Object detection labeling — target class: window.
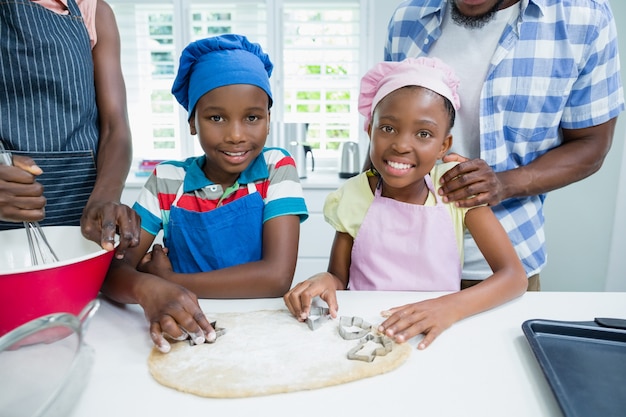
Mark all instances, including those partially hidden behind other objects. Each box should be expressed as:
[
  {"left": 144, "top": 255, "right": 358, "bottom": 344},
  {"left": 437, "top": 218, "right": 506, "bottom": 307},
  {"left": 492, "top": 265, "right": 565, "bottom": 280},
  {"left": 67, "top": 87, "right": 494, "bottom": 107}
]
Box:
[
  {"left": 109, "top": 0, "right": 372, "bottom": 171},
  {"left": 281, "top": 3, "right": 362, "bottom": 161}
]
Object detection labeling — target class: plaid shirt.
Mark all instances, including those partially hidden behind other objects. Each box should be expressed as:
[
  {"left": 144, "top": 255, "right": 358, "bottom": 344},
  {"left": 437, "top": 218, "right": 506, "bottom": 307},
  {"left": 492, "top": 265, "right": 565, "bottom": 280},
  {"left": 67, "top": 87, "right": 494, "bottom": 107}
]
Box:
[{"left": 386, "top": 0, "right": 624, "bottom": 276}]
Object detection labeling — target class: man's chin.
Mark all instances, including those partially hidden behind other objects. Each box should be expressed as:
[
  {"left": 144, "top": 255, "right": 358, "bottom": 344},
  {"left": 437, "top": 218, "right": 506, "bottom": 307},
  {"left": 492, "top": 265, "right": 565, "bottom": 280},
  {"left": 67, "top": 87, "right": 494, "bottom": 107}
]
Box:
[{"left": 450, "top": 0, "right": 506, "bottom": 29}]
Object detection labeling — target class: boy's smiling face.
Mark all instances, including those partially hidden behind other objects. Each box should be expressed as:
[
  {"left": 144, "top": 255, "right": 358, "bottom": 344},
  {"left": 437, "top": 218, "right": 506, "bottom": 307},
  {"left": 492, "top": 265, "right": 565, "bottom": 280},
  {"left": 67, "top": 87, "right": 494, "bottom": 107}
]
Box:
[
  {"left": 189, "top": 84, "right": 270, "bottom": 186},
  {"left": 369, "top": 86, "right": 452, "bottom": 199}
]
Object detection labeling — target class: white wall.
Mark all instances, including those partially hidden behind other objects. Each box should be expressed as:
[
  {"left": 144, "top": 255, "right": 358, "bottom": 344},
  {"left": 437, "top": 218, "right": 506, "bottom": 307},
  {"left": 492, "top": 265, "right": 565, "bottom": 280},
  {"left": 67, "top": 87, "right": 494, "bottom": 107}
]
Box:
[
  {"left": 606, "top": 124, "right": 626, "bottom": 291},
  {"left": 542, "top": 0, "right": 626, "bottom": 291},
  {"left": 373, "top": 0, "right": 626, "bottom": 291}
]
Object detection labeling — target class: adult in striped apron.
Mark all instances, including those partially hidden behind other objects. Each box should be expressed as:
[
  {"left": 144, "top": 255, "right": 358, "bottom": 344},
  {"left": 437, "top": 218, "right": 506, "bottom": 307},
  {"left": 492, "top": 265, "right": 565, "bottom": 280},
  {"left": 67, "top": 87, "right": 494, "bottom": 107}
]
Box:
[{"left": 0, "top": 0, "right": 140, "bottom": 254}]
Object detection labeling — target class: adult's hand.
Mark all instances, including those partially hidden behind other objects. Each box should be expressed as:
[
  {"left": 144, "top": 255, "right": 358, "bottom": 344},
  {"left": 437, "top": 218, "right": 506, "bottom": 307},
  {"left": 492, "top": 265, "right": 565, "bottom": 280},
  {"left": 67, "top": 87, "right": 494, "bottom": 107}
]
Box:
[
  {"left": 438, "top": 153, "right": 506, "bottom": 208},
  {"left": 0, "top": 155, "right": 46, "bottom": 222},
  {"left": 80, "top": 199, "right": 141, "bottom": 259}
]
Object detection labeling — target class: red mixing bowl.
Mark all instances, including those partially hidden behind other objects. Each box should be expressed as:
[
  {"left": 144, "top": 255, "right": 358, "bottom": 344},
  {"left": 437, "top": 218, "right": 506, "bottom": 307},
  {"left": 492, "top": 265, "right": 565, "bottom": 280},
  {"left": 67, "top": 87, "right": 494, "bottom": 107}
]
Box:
[{"left": 0, "top": 226, "right": 114, "bottom": 336}]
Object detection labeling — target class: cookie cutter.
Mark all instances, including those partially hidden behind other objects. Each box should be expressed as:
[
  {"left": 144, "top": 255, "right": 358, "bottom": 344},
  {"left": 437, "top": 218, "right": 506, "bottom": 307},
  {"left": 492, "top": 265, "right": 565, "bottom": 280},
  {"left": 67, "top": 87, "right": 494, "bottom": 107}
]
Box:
[
  {"left": 338, "top": 316, "right": 373, "bottom": 340},
  {"left": 347, "top": 333, "right": 393, "bottom": 362},
  {"left": 188, "top": 321, "right": 226, "bottom": 346},
  {"left": 305, "top": 307, "right": 331, "bottom": 331},
  {"left": 210, "top": 321, "right": 227, "bottom": 338}
]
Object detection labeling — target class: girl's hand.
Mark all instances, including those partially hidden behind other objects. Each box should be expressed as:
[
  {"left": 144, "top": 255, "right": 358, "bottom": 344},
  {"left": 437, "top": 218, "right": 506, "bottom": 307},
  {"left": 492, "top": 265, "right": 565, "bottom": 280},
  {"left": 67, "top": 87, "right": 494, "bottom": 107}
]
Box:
[
  {"left": 283, "top": 272, "right": 339, "bottom": 321},
  {"left": 378, "top": 296, "right": 460, "bottom": 350}
]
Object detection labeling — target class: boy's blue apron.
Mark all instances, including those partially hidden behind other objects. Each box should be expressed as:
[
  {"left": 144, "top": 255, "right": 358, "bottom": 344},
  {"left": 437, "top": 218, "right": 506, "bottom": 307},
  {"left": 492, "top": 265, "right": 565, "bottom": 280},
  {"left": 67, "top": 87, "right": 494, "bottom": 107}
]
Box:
[
  {"left": 167, "top": 182, "right": 264, "bottom": 273},
  {"left": 0, "top": 0, "right": 99, "bottom": 230}
]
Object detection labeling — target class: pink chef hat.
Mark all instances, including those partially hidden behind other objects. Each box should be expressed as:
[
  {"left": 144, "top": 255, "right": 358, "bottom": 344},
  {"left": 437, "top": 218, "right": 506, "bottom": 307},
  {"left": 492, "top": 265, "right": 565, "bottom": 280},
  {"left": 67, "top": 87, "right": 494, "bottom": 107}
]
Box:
[{"left": 358, "top": 57, "right": 461, "bottom": 132}]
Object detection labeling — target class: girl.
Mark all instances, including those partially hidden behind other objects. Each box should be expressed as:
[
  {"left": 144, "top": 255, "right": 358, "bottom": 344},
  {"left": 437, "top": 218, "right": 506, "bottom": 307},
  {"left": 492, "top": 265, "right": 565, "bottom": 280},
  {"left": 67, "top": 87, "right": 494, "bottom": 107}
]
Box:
[{"left": 284, "top": 57, "right": 526, "bottom": 349}]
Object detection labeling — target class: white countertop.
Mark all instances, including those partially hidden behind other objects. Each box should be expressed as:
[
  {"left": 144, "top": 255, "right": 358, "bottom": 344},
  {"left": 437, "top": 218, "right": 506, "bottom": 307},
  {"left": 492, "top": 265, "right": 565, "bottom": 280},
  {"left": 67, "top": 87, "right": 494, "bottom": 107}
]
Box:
[
  {"left": 64, "top": 291, "right": 625, "bottom": 417},
  {"left": 297, "top": 169, "right": 346, "bottom": 189}
]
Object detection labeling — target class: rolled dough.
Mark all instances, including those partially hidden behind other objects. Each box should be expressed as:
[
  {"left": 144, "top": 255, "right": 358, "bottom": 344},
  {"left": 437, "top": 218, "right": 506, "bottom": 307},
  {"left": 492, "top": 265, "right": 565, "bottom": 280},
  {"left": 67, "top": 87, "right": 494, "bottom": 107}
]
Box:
[{"left": 148, "top": 309, "right": 412, "bottom": 398}]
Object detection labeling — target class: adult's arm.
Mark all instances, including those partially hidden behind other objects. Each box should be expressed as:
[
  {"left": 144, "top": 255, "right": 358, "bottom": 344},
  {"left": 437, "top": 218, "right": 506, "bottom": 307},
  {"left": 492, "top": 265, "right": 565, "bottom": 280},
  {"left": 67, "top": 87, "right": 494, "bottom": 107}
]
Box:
[
  {"left": 438, "top": 119, "right": 617, "bottom": 207},
  {"left": 82, "top": 0, "right": 140, "bottom": 256}
]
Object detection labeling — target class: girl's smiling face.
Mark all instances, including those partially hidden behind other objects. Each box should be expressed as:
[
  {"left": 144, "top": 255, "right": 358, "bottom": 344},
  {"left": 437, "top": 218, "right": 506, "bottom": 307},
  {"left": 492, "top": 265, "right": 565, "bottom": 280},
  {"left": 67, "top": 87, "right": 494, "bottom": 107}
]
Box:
[
  {"left": 189, "top": 84, "right": 270, "bottom": 187},
  {"left": 369, "top": 86, "right": 452, "bottom": 200}
]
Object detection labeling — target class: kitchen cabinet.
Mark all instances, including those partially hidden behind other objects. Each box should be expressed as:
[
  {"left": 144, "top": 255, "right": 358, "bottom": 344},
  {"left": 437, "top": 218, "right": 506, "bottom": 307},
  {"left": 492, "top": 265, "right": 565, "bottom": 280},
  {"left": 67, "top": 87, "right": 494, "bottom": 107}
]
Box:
[{"left": 293, "top": 188, "right": 336, "bottom": 286}]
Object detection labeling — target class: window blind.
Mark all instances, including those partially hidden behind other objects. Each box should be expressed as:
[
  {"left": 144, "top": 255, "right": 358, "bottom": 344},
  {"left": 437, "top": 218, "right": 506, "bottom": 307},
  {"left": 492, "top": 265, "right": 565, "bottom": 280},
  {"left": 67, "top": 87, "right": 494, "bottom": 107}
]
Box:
[{"left": 110, "top": 0, "right": 368, "bottom": 167}]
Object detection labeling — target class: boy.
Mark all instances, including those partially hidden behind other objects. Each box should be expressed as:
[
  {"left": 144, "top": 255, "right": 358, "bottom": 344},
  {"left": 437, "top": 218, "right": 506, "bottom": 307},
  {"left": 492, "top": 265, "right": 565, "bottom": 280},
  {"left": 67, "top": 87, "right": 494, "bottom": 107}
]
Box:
[{"left": 103, "top": 34, "right": 308, "bottom": 353}]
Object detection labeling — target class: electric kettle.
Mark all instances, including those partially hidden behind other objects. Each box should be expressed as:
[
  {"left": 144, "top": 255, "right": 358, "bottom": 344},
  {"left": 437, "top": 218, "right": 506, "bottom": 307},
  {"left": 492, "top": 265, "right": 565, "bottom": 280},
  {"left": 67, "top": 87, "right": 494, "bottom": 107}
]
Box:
[
  {"left": 338, "top": 141, "right": 360, "bottom": 178},
  {"left": 284, "top": 123, "right": 313, "bottom": 179}
]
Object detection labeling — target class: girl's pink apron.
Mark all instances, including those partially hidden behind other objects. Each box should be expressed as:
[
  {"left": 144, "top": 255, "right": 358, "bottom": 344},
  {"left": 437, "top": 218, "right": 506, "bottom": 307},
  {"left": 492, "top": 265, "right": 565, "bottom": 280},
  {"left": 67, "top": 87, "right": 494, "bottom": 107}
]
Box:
[{"left": 349, "top": 175, "right": 461, "bottom": 291}]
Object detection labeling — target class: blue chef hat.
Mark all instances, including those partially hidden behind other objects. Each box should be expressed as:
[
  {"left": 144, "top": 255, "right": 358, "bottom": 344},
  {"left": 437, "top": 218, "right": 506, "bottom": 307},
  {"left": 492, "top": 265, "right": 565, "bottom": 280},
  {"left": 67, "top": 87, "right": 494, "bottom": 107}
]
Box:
[{"left": 171, "top": 34, "right": 273, "bottom": 119}]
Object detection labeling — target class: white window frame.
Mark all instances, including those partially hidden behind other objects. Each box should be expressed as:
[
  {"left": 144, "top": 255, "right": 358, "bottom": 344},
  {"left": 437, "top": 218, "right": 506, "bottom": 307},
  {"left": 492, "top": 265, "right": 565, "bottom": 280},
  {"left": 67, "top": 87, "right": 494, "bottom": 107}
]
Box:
[{"left": 110, "top": 0, "right": 375, "bottom": 172}]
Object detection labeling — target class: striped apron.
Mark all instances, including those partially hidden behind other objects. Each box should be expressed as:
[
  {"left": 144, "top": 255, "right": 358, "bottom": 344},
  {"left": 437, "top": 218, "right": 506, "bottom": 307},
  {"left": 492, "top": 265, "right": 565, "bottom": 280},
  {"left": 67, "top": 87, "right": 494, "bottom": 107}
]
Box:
[{"left": 0, "top": 0, "right": 99, "bottom": 229}]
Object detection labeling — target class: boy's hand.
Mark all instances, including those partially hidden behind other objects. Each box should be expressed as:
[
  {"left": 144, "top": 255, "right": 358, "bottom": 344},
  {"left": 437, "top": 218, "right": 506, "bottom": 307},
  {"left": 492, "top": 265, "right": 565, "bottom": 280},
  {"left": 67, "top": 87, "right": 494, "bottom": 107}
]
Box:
[
  {"left": 138, "top": 278, "right": 215, "bottom": 353},
  {"left": 283, "top": 272, "right": 339, "bottom": 321},
  {"left": 377, "top": 296, "right": 459, "bottom": 350},
  {"left": 138, "top": 244, "right": 173, "bottom": 279}
]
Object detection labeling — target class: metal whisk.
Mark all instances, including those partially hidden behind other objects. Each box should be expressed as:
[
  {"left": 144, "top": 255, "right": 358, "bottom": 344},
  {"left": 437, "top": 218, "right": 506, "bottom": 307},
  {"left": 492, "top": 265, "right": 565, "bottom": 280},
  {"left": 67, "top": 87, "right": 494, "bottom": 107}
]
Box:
[{"left": 0, "top": 144, "right": 59, "bottom": 265}]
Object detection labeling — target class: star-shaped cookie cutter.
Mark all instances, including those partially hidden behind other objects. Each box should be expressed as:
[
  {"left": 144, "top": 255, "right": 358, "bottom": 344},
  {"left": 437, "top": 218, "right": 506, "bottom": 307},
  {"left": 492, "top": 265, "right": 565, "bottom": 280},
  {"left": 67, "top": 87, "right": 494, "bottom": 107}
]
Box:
[
  {"left": 346, "top": 333, "right": 393, "bottom": 362},
  {"left": 305, "top": 306, "right": 331, "bottom": 330},
  {"left": 338, "top": 316, "right": 373, "bottom": 340},
  {"left": 188, "top": 320, "right": 226, "bottom": 345}
]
